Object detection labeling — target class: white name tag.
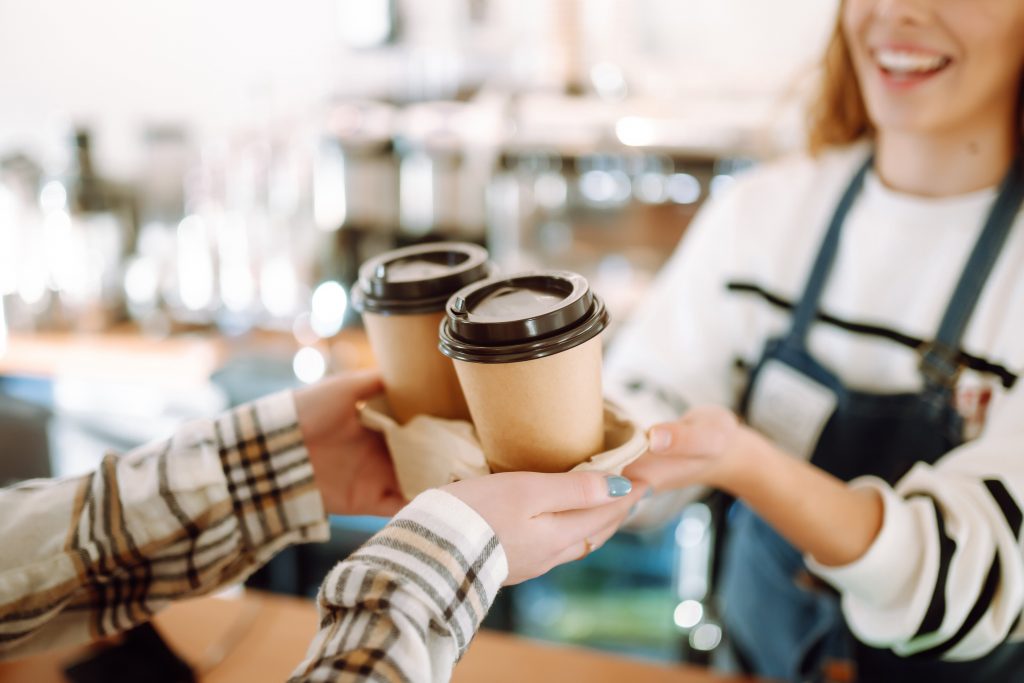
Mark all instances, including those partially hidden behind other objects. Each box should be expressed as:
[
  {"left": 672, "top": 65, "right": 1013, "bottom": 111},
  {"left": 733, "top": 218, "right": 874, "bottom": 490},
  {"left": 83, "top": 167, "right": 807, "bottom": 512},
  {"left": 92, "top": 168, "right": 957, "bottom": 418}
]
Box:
[{"left": 746, "top": 359, "right": 837, "bottom": 461}]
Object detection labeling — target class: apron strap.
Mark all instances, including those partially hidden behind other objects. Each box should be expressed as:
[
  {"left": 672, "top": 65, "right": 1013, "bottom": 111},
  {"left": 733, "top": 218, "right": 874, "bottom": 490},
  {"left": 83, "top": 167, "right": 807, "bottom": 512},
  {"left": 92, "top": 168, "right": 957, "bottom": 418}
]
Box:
[
  {"left": 784, "top": 149, "right": 1024, "bottom": 389},
  {"left": 921, "top": 154, "right": 1024, "bottom": 388},
  {"left": 785, "top": 154, "right": 874, "bottom": 348}
]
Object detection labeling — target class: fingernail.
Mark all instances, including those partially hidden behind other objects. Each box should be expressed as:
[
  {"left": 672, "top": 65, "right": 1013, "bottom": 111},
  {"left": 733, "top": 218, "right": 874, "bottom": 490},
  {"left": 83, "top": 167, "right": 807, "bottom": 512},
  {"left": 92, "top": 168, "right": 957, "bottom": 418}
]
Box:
[
  {"left": 605, "top": 475, "right": 632, "bottom": 497},
  {"left": 627, "top": 503, "right": 639, "bottom": 520},
  {"left": 642, "top": 488, "right": 654, "bottom": 501},
  {"left": 649, "top": 427, "right": 672, "bottom": 452}
]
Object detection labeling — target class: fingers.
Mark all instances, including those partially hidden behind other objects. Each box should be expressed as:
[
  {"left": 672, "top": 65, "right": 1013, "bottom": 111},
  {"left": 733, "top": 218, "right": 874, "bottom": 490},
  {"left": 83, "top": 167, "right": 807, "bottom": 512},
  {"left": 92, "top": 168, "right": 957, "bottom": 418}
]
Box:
[
  {"left": 544, "top": 482, "right": 645, "bottom": 561},
  {"left": 548, "top": 514, "right": 624, "bottom": 569},
  {"left": 295, "top": 370, "right": 384, "bottom": 423},
  {"left": 588, "top": 517, "right": 622, "bottom": 552},
  {"left": 646, "top": 406, "right": 739, "bottom": 457},
  {"left": 341, "top": 369, "right": 385, "bottom": 400},
  {"left": 525, "top": 470, "right": 635, "bottom": 515},
  {"left": 449, "top": 471, "right": 646, "bottom": 586},
  {"left": 551, "top": 481, "right": 645, "bottom": 530},
  {"left": 623, "top": 454, "right": 705, "bottom": 493},
  {"left": 526, "top": 502, "right": 634, "bottom": 581}
]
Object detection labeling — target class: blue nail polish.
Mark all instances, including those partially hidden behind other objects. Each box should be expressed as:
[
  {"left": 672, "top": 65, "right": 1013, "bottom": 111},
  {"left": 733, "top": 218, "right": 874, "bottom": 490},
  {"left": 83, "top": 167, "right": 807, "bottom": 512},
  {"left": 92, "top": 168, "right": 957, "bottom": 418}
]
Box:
[
  {"left": 606, "top": 475, "right": 632, "bottom": 497},
  {"left": 642, "top": 488, "right": 654, "bottom": 501}
]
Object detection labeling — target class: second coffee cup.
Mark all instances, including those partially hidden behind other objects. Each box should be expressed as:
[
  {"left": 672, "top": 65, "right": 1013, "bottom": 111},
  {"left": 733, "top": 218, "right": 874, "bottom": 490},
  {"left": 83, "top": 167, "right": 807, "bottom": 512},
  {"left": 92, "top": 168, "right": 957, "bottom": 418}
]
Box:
[
  {"left": 353, "top": 242, "right": 492, "bottom": 424},
  {"left": 439, "top": 271, "right": 609, "bottom": 473}
]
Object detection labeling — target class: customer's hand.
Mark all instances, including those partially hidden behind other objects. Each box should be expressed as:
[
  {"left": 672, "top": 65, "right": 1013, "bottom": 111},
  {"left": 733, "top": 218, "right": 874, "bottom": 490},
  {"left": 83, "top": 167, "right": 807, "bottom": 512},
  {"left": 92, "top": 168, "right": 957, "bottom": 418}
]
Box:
[
  {"left": 443, "top": 471, "right": 647, "bottom": 585},
  {"left": 623, "top": 405, "right": 767, "bottom": 495},
  {"left": 295, "top": 370, "right": 405, "bottom": 517}
]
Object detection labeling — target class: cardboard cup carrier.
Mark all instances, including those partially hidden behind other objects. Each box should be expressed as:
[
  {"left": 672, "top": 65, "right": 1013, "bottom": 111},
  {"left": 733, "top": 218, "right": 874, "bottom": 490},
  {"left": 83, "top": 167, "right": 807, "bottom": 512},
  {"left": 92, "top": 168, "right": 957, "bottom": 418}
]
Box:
[
  {"left": 352, "top": 242, "right": 492, "bottom": 424},
  {"left": 439, "top": 271, "right": 609, "bottom": 473}
]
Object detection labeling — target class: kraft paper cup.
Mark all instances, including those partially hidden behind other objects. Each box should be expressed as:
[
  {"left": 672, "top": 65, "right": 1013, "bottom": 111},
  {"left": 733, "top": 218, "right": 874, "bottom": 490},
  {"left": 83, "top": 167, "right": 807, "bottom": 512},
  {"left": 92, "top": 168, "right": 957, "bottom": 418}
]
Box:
[
  {"left": 361, "top": 309, "right": 470, "bottom": 424},
  {"left": 439, "top": 271, "right": 609, "bottom": 473},
  {"left": 353, "top": 242, "right": 492, "bottom": 424}
]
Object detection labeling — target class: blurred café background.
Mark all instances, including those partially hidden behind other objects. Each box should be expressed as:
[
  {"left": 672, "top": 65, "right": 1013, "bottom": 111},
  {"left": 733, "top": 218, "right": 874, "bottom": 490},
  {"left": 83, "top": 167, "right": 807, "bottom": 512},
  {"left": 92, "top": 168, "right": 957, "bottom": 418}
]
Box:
[{"left": 0, "top": 0, "right": 837, "bottom": 670}]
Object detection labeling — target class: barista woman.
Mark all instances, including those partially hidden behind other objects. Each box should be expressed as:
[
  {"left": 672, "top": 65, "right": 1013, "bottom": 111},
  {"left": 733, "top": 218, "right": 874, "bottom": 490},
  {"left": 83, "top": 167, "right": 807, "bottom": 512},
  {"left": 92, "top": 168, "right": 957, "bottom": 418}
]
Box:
[{"left": 612, "top": 0, "right": 1024, "bottom": 681}]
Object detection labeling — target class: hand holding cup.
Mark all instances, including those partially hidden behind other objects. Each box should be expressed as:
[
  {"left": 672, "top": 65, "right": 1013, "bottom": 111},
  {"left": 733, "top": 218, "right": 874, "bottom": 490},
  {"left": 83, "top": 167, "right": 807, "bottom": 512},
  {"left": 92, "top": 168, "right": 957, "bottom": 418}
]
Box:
[
  {"left": 294, "top": 370, "right": 407, "bottom": 517},
  {"left": 444, "top": 471, "right": 646, "bottom": 584}
]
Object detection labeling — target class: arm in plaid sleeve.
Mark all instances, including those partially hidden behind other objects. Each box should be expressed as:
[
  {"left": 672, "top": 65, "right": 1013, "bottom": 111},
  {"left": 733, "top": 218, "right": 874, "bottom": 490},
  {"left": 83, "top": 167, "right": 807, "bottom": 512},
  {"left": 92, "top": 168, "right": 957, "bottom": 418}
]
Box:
[
  {"left": 290, "top": 489, "right": 508, "bottom": 683},
  {"left": 0, "top": 390, "right": 329, "bottom": 658}
]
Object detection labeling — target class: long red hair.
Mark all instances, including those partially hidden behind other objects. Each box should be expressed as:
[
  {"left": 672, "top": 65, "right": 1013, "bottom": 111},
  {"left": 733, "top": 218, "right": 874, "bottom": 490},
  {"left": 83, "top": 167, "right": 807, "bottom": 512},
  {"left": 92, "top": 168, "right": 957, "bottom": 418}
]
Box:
[{"left": 807, "top": 14, "right": 873, "bottom": 154}]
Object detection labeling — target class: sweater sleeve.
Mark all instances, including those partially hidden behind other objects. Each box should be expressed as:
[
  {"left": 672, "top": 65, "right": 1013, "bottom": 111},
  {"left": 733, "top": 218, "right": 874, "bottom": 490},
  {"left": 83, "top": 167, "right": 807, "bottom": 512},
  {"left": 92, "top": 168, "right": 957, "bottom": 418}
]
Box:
[
  {"left": 808, "top": 381, "right": 1024, "bottom": 661},
  {"left": 0, "top": 391, "right": 329, "bottom": 658},
  {"left": 289, "top": 489, "right": 508, "bottom": 683}
]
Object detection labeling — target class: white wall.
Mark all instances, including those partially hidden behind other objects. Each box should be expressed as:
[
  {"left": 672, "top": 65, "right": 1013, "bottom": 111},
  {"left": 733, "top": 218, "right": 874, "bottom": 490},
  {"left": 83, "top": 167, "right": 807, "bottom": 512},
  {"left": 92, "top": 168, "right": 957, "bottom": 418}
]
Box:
[{"left": 0, "top": 0, "right": 342, "bottom": 176}]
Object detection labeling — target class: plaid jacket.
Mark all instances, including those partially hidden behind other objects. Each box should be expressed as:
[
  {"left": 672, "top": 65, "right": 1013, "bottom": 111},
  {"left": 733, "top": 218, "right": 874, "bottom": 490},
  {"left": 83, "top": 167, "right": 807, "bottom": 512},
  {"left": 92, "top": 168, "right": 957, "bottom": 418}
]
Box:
[{"left": 0, "top": 391, "right": 508, "bottom": 682}]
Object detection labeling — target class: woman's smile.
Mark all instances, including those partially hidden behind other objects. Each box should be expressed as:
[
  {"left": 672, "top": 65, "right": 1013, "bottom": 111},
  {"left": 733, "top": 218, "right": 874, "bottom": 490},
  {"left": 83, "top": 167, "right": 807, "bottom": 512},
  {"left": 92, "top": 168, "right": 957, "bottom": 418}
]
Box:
[{"left": 871, "top": 44, "right": 952, "bottom": 90}]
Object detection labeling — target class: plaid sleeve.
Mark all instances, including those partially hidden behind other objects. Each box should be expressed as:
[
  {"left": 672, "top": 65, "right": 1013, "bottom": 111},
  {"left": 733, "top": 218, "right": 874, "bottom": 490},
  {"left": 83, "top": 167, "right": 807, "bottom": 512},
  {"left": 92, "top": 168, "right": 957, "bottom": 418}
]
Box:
[
  {"left": 0, "top": 390, "right": 328, "bottom": 658},
  {"left": 290, "top": 489, "right": 508, "bottom": 683}
]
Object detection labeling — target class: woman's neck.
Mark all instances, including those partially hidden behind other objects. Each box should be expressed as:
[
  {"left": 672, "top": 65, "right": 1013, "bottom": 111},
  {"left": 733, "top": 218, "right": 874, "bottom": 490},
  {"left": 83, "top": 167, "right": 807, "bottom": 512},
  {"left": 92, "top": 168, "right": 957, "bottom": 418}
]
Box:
[{"left": 875, "top": 117, "right": 1017, "bottom": 197}]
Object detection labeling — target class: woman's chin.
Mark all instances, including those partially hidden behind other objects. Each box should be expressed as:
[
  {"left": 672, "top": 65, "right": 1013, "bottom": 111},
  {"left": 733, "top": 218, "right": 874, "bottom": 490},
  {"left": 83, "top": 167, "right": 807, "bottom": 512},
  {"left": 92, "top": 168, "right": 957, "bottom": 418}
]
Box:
[{"left": 865, "top": 105, "right": 950, "bottom": 139}]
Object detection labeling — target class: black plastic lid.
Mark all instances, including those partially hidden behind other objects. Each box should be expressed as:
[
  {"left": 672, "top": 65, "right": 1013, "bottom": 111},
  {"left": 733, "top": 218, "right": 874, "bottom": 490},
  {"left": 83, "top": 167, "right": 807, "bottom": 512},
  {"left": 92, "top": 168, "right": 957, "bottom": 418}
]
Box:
[
  {"left": 352, "top": 242, "right": 492, "bottom": 315},
  {"left": 439, "top": 271, "right": 609, "bottom": 363}
]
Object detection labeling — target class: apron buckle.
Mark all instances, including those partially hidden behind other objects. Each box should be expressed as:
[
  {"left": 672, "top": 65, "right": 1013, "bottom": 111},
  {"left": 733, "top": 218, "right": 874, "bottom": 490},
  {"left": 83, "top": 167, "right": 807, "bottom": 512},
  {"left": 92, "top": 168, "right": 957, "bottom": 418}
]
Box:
[{"left": 918, "top": 340, "right": 963, "bottom": 389}]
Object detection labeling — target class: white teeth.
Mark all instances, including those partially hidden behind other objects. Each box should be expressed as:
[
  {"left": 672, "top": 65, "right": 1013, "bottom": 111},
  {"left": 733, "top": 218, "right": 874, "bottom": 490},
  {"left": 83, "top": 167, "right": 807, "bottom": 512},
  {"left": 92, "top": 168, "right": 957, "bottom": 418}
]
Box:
[{"left": 875, "top": 49, "right": 949, "bottom": 74}]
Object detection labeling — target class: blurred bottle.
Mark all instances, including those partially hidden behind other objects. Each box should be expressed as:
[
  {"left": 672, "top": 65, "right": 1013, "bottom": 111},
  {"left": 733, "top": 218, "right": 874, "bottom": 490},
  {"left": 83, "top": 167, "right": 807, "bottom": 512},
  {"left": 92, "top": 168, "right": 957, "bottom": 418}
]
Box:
[
  {"left": 47, "top": 128, "right": 134, "bottom": 331},
  {"left": 68, "top": 130, "right": 108, "bottom": 215},
  {"left": 314, "top": 100, "right": 400, "bottom": 288}
]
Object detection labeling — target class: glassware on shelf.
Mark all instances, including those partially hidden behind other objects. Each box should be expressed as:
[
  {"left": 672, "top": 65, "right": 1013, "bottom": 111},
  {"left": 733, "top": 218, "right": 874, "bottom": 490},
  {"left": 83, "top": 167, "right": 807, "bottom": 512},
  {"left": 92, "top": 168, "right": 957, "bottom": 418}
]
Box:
[
  {"left": 314, "top": 100, "right": 399, "bottom": 235},
  {"left": 394, "top": 100, "right": 496, "bottom": 241},
  {"left": 0, "top": 154, "right": 47, "bottom": 331}
]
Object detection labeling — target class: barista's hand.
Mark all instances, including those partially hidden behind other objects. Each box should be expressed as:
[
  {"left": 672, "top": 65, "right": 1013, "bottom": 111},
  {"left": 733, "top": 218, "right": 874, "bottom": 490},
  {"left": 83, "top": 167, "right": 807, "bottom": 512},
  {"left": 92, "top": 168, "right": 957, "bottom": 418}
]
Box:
[
  {"left": 624, "top": 405, "right": 768, "bottom": 495},
  {"left": 627, "top": 406, "right": 884, "bottom": 568},
  {"left": 295, "top": 370, "right": 406, "bottom": 517},
  {"left": 444, "top": 472, "right": 647, "bottom": 585}
]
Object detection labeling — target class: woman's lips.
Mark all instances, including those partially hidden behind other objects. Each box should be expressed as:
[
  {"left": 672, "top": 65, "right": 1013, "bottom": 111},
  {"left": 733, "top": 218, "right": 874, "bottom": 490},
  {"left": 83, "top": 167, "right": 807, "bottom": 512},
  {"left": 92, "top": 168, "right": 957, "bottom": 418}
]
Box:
[{"left": 871, "top": 47, "right": 953, "bottom": 89}]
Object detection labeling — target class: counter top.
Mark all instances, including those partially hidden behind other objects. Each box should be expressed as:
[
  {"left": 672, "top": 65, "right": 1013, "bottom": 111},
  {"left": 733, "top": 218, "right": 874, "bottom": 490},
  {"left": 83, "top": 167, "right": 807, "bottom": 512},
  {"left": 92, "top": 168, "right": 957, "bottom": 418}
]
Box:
[
  {"left": 0, "top": 326, "right": 376, "bottom": 387},
  {"left": 0, "top": 591, "right": 761, "bottom": 682},
  {"left": 0, "top": 328, "right": 228, "bottom": 388}
]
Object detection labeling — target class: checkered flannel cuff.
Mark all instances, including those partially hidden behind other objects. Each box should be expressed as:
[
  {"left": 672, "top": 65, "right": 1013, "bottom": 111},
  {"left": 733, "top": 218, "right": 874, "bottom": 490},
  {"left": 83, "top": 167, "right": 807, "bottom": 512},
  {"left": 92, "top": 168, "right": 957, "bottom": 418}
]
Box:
[
  {"left": 215, "top": 391, "right": 329, "bottom": 552},
  {"left": 344, "top": 489, "right": 508, "bottom": 655}
]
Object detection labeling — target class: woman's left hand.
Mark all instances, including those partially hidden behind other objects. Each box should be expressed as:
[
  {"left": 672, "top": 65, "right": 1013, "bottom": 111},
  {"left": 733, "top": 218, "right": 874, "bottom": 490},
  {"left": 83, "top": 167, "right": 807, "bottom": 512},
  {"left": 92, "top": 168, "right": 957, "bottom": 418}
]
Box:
[{"left": 623, "top": 405, "right": 767, "bottom": 495}]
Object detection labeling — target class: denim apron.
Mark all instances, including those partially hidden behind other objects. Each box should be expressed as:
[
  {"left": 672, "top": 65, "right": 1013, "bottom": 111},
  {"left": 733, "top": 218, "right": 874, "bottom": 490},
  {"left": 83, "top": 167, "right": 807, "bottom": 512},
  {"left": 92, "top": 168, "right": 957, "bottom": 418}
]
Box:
[{"left": 719, "top": 153, "right": 1024, "bottom": 683}]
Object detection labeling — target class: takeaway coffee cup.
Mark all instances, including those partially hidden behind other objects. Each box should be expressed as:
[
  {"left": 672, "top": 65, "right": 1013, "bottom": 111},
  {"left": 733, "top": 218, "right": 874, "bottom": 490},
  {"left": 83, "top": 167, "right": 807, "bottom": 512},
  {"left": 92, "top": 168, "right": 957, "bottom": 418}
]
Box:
[
  {"left": 439, "top": 271, "right": 609, "bottom": 473},
  {"left": 352, "top": 242, "right": 492, "bottom": 424}
]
